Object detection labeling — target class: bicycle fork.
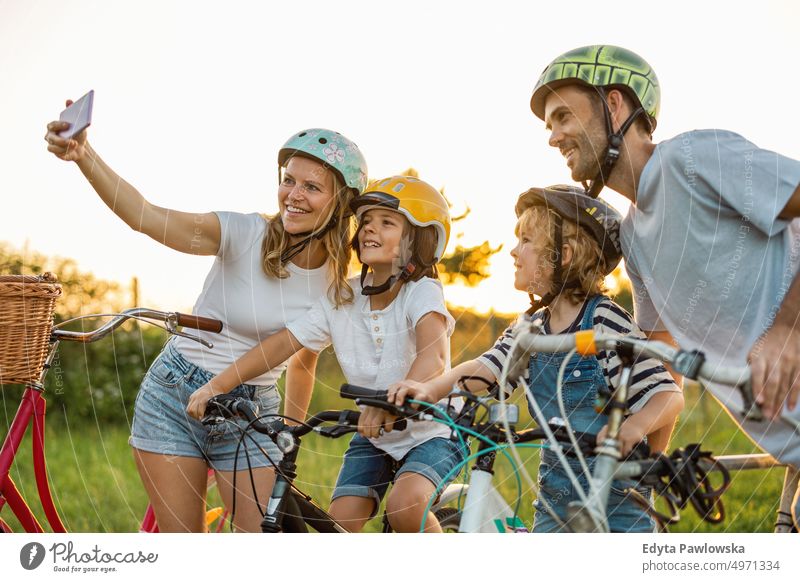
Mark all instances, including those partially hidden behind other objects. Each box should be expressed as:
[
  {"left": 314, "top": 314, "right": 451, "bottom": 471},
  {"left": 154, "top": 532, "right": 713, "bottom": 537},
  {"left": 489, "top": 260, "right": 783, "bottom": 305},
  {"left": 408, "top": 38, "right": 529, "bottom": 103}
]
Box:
[{"left": 459, "top": 444, "right": 520, "bottom": 533}]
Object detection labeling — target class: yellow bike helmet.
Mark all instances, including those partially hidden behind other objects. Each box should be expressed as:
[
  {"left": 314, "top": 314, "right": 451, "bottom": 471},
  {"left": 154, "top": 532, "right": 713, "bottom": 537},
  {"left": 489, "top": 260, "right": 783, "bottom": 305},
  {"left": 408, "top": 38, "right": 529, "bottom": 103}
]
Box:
[
  {"left": 350, "top": 176, "right": 451, "bottom": 295},
  {"left": 350, "top": 176, "right": 451, "bottom": 261}
]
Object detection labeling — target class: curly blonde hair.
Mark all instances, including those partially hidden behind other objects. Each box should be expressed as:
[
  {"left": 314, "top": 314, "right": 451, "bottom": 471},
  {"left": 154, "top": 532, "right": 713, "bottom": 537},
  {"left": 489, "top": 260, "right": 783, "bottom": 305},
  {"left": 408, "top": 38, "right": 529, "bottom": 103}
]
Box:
[
  {"left": 517, "top": 206, "right": 608, "bottom": 302},
  {"left": 260, "top": 173, "right": 355, "bottom": 307}
]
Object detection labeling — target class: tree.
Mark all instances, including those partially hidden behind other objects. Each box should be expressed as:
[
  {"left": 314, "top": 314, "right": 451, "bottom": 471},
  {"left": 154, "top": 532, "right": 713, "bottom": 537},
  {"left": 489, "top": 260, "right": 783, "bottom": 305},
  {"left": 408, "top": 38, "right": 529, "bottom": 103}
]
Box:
[
  {"left": 397, "top": 168, "right": 501, "bottom": 287},
  {"left": 1, "top": 243, "right": 163, "bottom": 424}
]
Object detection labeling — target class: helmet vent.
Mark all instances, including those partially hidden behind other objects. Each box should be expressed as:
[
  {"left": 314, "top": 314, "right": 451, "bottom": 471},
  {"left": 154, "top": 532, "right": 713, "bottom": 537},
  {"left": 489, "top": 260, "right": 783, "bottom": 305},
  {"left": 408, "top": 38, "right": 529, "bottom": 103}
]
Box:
[
  {"left": 392, "top": 183, "right": 405, "bottom": 193},
  {"left": 298, "top": 132, "right": 307, "bottom": 137},
  {"left": 318, "top": 137, "right": 328, "bottom": 144}
]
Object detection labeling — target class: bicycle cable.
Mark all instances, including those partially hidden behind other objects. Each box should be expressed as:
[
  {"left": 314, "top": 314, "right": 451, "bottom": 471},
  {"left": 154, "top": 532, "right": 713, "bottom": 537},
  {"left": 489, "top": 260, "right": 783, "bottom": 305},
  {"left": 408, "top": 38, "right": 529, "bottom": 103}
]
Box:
[
  {"left": 498, "top": 331, "right": 576, "bottom": 530},
  {"left": 419, "top": 443, "right": 546, "bottom": 532},
  {"left": 407, "top": 398, "right": 528, "bottom": 529}
]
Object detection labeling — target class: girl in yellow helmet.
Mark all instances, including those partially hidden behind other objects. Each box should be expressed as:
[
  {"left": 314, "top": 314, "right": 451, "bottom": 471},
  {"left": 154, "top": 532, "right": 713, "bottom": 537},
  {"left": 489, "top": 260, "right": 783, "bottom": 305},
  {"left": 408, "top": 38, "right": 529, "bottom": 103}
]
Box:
[{"left": 188, "top": 176, "right": 466, "bottom": 532}]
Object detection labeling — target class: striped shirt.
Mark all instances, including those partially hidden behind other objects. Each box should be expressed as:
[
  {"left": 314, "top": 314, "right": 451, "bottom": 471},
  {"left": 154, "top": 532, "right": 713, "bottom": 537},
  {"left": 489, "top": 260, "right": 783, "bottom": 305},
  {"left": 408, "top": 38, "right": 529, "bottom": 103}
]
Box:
[{"left": 477, "top": 297, "right": 679, "bottom": 412}]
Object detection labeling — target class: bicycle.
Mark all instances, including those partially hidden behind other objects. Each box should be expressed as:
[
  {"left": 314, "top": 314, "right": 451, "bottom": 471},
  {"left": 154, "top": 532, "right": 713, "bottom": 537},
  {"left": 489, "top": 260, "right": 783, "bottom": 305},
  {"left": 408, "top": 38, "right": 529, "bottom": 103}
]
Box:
[
  {"left": 494, "top": 322, "right": 800, "bottom": 533},
  {"left": 0, "top": 274, "right": 226, "bottom": 532},
  {"left": 201, "top": 384, "right": 474, "bottom": 532}
]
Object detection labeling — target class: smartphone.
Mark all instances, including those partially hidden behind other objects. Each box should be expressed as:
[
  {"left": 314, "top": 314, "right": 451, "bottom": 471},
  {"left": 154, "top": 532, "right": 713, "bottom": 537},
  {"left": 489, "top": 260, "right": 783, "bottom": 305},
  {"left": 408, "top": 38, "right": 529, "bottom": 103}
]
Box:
[{"left": 58, "top": 90, "right": 94, "bottom": 140}]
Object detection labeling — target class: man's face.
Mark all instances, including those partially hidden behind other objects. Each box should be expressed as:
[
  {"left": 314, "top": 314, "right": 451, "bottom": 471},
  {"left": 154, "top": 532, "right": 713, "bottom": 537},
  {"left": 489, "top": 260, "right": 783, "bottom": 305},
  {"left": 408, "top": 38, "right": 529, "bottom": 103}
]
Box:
[{"left": 543, "top": 85, "right": 608, "bottom": 182}]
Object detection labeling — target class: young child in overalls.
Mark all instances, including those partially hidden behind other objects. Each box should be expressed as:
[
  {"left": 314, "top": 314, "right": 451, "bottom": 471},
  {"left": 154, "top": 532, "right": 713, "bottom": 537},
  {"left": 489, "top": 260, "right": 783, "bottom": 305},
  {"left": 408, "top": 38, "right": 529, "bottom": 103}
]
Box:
[{"left": 389, "top": 185, "right": 684, "bottom": 532}]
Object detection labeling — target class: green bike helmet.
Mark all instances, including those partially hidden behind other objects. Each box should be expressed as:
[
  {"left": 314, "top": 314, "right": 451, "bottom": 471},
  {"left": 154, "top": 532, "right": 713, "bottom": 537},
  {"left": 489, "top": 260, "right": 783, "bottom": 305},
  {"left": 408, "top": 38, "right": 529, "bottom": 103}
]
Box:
[
  {"left": 276, "top": 128, "right": 369, "bottom": 263},
  {"left": 530, "top": 46, "right": 660, "bottom": 197},
  {"left": 278, "top": 128, "right": 369, "bottom": 195}
]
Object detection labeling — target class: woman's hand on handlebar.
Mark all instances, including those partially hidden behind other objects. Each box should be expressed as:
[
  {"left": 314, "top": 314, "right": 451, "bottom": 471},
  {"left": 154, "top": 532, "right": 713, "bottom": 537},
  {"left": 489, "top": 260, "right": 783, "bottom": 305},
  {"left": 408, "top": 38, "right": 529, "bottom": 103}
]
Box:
[
  {"left": 45, "top": 101, "right": 88, "bottom": 162},
  {"left": 387, "top": 380, "right": 439, "bottom": 409},
  {"left": 187, "top": 382, "right": 224, "bottom": 421},
  {"left": 357, "top": 405, "right": 397, "bottom": 439}
]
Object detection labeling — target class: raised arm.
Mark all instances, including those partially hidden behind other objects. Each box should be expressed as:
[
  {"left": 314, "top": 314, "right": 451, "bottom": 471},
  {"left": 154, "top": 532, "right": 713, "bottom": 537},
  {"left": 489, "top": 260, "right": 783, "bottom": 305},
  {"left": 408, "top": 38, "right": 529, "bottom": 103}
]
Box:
[
  {"left": 186, "top": 328, "right": 306, "bottom": 419},
  {"left": 45, "top": 112, "right": 221, "bottom": 256}
]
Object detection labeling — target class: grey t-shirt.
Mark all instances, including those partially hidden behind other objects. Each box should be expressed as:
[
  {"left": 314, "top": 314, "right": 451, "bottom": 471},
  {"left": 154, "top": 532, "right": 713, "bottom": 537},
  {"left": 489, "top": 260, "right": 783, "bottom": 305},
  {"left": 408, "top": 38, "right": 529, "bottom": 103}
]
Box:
[{"left": 621, "top": 129, "right": 800, "bottom": 465}]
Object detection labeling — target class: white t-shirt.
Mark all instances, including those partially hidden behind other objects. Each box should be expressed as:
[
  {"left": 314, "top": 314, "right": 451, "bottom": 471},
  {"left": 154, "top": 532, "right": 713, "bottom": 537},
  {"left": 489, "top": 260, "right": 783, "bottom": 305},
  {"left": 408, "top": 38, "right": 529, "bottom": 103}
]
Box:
[
  {"left": 287, "top": 275, "right": 456, "bottom": 460},
  {"left": 173, "top": 211, "right": 330, "bottom": 386}
]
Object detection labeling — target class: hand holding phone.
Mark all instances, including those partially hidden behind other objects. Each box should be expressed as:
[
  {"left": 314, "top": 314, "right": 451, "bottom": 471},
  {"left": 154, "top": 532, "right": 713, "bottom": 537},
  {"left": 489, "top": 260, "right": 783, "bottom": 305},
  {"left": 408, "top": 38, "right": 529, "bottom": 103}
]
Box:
[{"left": 58, "top": 90, "right": 94, "bottom": 140}]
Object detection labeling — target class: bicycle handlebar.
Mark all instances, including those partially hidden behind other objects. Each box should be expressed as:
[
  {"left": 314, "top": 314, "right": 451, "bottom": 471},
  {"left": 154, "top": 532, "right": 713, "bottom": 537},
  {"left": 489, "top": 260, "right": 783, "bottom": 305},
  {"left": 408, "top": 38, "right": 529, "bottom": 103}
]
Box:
[
  {"left": 51, "top": 307, "right": 223, "bottom": 348},
  {"left": 513, "top": 330, "right": 750, "bottom": 386},
  {"left": 511, "top": 327, "right": 762, "bottom": 422},
  {"left": 202, "top": 392, "right": 409, "bottom": 445}
]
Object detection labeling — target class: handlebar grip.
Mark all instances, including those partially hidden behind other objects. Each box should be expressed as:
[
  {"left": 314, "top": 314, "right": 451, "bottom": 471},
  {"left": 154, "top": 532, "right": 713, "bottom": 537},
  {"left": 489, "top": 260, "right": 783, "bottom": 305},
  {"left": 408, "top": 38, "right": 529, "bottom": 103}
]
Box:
[
  {"left": 340, "top": 384, "right": 388, "bottom": 401},
  {"left": 176, "top": 313, "right": 223, "bottom": 333}
]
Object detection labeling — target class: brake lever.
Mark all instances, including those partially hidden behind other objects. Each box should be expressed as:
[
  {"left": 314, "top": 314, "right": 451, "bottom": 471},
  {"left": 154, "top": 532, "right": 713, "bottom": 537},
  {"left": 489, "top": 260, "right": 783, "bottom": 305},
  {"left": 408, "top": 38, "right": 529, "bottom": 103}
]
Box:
[
  {"left": 165, "top": 313, "right": 214, "bottom": 349},
  {"left": 318, "top": 410, "right": 361, "bottom": 438}
]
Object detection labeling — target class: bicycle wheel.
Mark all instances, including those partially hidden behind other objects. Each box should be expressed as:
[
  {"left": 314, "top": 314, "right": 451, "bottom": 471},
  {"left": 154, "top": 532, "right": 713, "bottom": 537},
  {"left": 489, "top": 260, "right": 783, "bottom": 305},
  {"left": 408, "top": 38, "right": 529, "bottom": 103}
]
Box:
[{"left": 434, "top": 507, "right": 462, "bottom": 532}]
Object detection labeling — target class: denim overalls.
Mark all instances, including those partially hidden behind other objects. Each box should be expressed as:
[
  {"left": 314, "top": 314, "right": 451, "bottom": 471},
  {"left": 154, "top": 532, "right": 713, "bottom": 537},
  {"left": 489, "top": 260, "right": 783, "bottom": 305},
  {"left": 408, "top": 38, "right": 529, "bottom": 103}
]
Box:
[{"left": 529, "top": 294, "right": 655, "bottom": 533}]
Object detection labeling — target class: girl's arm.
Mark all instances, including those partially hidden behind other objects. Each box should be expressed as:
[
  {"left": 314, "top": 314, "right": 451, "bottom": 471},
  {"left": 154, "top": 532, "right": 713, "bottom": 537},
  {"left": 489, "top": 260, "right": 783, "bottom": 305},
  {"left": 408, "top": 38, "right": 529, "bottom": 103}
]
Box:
[
  {"left": 186, "top": 328, "right": 306, "bottom": 419},
  {"left": 598, "top": 390, "right": 685, "bottom": 456},
  {"left": 283, "top": 348, "right": 319, "bottom": 426},
  {"left": 45, "top": 120, "right": 221, "bottom": 256},
  {"left": 388, "top": 359, "right": 497, "bottom": 408}
]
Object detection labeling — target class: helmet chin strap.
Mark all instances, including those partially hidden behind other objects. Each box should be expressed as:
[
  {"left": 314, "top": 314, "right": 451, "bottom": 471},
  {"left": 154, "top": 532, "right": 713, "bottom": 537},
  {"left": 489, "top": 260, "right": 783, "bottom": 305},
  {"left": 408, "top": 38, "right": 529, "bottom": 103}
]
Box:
[
  {"left": 359, "top": 230, "right": 419, "bottom": 296},
  {"left": 280, "top": 207, "right": 339, "bottom": 264},
  {"left": 583, "top": 88, "right": 646, "bottom": 199},
  {"left": 359, "top": 263, "right": 416, "bottom": 296}
]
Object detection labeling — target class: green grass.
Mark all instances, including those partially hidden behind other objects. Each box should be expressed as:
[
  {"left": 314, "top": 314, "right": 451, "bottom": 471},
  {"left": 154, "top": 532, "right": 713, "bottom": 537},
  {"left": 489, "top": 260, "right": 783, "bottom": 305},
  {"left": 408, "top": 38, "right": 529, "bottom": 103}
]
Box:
[{"left": 0, "top": 383, "right": 788, "bottom": 532}]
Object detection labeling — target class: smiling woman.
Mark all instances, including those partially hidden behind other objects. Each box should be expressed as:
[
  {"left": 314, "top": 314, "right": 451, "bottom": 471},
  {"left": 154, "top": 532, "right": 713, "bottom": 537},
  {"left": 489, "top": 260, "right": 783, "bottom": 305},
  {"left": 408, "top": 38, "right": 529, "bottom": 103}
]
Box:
[{"left": 43, "top": 116, "right": 368, "bottom": 532}]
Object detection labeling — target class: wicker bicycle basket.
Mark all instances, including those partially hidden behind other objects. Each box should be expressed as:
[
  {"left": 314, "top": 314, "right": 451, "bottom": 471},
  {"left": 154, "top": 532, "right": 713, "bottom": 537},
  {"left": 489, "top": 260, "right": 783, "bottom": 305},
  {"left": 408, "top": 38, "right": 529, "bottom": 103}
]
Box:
[{"left": 0, "top": 273, "right": 62, "bottom": 385}]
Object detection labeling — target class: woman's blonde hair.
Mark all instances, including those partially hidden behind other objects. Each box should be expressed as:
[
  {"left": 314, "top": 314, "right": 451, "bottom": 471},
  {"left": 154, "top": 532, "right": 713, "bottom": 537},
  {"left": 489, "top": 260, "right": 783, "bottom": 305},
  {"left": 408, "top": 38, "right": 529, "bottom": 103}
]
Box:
[
  {"left": 261, "top": 171, "right": 355, "bottom": 307},
  {"left": 517, "top": 206, "right": 608, "bottom": 302}
]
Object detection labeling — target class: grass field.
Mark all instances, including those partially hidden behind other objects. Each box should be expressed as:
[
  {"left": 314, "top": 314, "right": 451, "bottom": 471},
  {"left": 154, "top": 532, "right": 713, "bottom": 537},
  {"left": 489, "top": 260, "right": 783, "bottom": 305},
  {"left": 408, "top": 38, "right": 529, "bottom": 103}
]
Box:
[{"left": 0, "top": 380, "right": 787, "bottom": 533}]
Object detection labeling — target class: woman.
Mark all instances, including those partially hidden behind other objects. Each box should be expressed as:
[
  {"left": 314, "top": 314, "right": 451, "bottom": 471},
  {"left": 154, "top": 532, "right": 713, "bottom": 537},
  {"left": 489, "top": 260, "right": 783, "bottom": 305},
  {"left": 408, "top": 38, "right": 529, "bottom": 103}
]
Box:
[{"left": 45, "top": 114, "right": 368, "bottom": 532}]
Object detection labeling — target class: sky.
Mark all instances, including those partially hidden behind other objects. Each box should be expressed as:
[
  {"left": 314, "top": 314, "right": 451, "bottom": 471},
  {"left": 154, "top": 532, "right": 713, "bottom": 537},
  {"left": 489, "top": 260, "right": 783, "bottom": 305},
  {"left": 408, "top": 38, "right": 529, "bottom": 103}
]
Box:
[{"left": 1, "top": 0, "right": 799, "bottom": 315}]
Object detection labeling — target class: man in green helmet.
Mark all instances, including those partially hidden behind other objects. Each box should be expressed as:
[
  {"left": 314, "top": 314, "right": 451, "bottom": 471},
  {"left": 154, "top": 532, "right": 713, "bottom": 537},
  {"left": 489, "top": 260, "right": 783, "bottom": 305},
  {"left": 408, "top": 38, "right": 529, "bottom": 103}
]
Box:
[{"left": 530, "top": 45, "right": 800, "bottom": 529}]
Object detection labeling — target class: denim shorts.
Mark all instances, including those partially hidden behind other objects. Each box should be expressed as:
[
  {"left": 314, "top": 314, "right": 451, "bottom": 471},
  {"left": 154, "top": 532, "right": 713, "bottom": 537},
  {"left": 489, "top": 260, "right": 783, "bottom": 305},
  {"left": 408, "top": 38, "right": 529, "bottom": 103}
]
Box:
[
  {"left": 129, "top": 340, "right": 283, "bottom": 472},
  {"left": 533, "top": 454, "right": 655, "bottom": 533},
  {"left": 331, "top": 435, "right": 467, "bottom": 511}
]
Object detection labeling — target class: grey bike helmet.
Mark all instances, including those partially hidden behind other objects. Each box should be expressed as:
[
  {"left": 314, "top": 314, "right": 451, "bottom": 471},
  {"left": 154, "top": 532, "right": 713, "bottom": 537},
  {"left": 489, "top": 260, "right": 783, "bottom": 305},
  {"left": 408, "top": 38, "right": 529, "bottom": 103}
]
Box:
[{"left": 516, "top": 184, "right": 622, "bottom": 313}]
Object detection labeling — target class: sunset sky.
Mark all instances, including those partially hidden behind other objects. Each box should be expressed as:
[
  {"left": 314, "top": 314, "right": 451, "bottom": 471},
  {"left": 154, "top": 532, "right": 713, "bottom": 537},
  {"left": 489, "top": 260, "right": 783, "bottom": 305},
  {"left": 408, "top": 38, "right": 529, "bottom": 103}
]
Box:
[{"left": 2, "top": 0, "right": 798, "bottom": 314}]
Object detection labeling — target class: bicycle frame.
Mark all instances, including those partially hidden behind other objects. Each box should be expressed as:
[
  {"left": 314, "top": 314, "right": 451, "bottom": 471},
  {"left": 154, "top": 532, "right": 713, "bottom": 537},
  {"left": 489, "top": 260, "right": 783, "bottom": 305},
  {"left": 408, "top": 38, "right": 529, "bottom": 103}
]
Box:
[
  {"left": 0, "top": 341, "right": 66, "bottom": 533},
  {"left": 458, "top": 439, "right": 524, "bottom": 533},
  {"left": 0, "top": 308, "right": 222, "bottom": 533}
]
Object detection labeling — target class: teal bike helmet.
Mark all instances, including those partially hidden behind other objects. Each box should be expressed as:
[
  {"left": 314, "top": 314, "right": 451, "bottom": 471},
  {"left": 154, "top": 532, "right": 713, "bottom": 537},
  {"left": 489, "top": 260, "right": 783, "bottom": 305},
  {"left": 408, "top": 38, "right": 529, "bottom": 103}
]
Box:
[
  {"left": 277, "top": 128, "right": 368, "bottom": 262},
  {"left": 531, "top": 46, "right": 660, "bottom": 198},
  {"left": 278, "top": 128, "right": 368, "bottom": 195}
]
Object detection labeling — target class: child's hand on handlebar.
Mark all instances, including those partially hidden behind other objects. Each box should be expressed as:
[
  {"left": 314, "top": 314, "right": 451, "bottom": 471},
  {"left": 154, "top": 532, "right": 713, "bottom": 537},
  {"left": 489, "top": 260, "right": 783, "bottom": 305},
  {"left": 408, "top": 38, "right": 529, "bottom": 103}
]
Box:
[
  {"left": 597, "top": 417, "right": 648, "bottom": 457},
  {"left": 187, "top": 383, "right": 224, "bottom": 421},
  {"left": 387, "top": 380, "right": 439, "bottom": 408},
  {"left": 358, "top": 405, "right": 397, "bottom": 439}
]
